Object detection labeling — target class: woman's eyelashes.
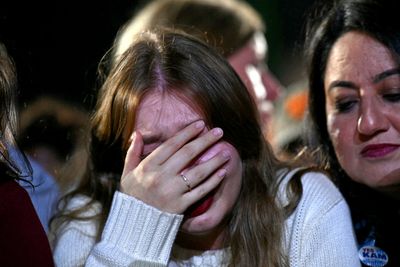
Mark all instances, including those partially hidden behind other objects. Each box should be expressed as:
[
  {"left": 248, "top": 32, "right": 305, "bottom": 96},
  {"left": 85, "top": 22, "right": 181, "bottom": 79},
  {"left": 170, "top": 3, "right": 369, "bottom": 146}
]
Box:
[
  {"left": 382, "top": 91, "right": 400, "bottom": 103},
  {"left": 333, "top": 90, "right": 400, "bottom": 113},
  {"left": 334, "top": 97, "right": 358, "bottom": 113}
]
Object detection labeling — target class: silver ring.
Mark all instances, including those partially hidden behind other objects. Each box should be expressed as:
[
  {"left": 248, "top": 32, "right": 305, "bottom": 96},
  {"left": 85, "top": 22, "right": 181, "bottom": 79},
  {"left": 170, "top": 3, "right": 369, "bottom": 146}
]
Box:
[{"left": 180, "top": 173, "right": 192, "bottom": 192}]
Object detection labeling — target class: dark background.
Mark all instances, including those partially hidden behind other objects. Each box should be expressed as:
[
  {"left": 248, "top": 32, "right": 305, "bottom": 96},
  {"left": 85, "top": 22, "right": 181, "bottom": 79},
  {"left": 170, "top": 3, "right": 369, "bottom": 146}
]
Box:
[{"left": 0, "top": 0, "right": 315, "bottom": 111}]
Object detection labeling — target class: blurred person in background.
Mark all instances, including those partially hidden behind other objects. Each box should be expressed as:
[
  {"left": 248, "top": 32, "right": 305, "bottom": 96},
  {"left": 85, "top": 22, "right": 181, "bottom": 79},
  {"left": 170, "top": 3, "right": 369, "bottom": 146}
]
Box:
[
  {"left": 111, "top": 0, "right": 284, "bottom": 137},
  {"left": 19, "top": 96, "right": 90, "bottom": 193},
  {"left": 16, "top": 96, "right": 89, "bottom": 231},
  {"left": 270, "top": 80, "right": 308, "bottom": 159}
]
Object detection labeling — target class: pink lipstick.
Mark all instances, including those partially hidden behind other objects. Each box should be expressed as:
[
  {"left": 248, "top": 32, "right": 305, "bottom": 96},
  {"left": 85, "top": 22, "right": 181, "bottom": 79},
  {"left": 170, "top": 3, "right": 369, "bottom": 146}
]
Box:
[{"left": 361, "top": 144, "right": 400, "bottom": 158}]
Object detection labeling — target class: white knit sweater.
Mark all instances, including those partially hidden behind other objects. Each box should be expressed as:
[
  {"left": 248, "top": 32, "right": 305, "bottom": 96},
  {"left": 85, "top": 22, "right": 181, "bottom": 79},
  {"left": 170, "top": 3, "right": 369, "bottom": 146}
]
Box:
[{"left": 52, "top": 170, "right": 361, "bottom": 267}]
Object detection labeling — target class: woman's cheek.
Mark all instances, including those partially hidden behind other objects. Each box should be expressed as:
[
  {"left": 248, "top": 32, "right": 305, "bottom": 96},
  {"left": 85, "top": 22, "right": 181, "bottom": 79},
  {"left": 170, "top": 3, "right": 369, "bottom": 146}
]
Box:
[{"left": 327, "top": 113, "right": 345, "bottom": 146}]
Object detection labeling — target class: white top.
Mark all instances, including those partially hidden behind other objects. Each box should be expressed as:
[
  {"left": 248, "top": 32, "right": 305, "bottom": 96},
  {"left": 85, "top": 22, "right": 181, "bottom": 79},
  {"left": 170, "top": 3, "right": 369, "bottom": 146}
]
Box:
[{"left": 52, "top": 170, "right": 361, "bottom": 266}]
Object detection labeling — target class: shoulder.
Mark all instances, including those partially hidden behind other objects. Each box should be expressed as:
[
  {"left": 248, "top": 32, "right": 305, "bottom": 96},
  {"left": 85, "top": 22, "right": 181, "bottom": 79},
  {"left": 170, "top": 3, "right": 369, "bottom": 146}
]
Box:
[
  {"left": 282, "top": 168, "right": 352, "bottom": 229},
  {"left": 0, "top": 179, "right": 35, "bottom": 220},
  {"left": 52, "top": 195, "right": 103, "bottom": 267},
  {"left": 28, "top": 157, "right": 59, "bottom": 192},
  {"left": 280, "top": 168, "right": 343, "bottom": 206},
  {"left": 281, "top": 169, "right": 360, "bottom": 266},
  {"left": 300, "top": 170, "right": 343, "bottom": 206},
  {"left": 0, "top": 179, "right": 49, "bottom": 240},
  {"left": 0, "top": 179, "right": 32, "bottom": 208},
  {"left": 63, "top": 194, "right": 102, "bottom": 217},
  {"left": 301, "top": 170, "right": 342, "bottom": 199},
  {"left": 51, "top": 194, "right": 101, "bottom": 248},
  {"left": 22, "top": 158, "right": 60, "bottom": 223},
  {"left": 54, "top": 194, "right": 102, "bottom": 236},
  {"left": 279, "top": 168, "right": 349, "bottom": 226}
]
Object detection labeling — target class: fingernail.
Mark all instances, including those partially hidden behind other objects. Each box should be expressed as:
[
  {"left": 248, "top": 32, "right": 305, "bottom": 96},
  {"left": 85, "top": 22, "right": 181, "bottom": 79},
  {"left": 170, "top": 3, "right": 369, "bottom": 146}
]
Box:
[
  {"left": 195, "top": 120, "right": 205, "bottom": 129},
  {"left": 217, "top": 169, "right": 227, "bottom": 178},
  {"left": 212, "top": 128, "right": 223, "bottom": 136}
]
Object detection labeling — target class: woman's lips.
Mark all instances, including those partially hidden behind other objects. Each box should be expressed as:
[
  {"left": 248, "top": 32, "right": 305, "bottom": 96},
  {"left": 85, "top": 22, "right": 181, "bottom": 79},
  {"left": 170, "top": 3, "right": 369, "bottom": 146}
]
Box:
[
  {"left": 361, "top": 144, "right": 400, "bottom": 158},
  {"left": 184, "top": 190, "right": 214, "bottom": 218}
]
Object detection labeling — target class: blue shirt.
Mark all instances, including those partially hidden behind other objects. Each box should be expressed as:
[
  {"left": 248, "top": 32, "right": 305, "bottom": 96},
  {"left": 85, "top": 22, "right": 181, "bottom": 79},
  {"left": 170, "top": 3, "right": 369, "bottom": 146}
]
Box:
[{"left": 21, "top": 158, "right": 60, "bottom": 233}]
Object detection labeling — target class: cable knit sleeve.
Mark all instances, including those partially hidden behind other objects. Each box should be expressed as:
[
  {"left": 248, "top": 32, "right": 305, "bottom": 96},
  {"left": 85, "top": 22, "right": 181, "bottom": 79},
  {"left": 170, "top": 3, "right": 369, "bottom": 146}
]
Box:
[
  {"left": 53, "top": 191, "right": 183, "bottom": 267},
  {"left": 283, "top": 171, "right": 361, "bottom": 267},
  {"left": 86, "top": 191, "right": 183, "bottom": 267}
]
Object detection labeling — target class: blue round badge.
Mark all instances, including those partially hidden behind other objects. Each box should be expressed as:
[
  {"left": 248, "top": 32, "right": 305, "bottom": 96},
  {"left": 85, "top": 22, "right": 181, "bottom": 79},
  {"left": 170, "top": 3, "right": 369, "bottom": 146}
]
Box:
[{"left": 358, "top": 245, "right": 388, "bottom": 267}]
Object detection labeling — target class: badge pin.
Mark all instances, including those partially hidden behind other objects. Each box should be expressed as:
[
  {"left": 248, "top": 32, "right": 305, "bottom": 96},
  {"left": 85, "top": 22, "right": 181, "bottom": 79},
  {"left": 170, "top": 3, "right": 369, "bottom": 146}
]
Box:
[{"left": 358, "top": 245, "right": 388, "bottom": 267}]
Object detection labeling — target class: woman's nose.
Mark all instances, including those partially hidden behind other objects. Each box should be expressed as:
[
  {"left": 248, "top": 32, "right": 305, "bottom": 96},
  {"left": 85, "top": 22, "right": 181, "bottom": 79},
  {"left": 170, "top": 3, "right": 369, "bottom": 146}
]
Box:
[
  {"left": 260, "top": 66, "right": 282, "bottom": 102},
  {"left": 357, "top": 97, "right": 389, "bottom": 136}
]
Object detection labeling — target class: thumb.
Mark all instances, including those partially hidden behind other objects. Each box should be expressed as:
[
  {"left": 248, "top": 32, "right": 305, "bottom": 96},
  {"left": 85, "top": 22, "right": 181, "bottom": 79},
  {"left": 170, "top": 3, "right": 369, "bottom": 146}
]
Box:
[{"left": 122, "top": 131, "right": 143, "bottom": 177}]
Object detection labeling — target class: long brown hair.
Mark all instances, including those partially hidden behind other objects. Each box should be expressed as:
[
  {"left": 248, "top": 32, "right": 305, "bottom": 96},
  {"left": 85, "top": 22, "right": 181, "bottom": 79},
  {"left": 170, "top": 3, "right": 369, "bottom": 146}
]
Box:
[
  {"left": 0, "top": 43, "right": 18, "bottom": 157},
  {"left": 0, "top": 43, "right": 31, "bottom": 180},
  {"left": 54, "top": 29, "right": 302, "bottom": 267}
]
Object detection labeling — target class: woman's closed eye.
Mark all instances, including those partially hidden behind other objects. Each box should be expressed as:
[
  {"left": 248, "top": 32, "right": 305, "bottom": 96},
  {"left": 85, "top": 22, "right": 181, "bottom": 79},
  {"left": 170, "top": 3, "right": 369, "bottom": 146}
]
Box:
[
  {"left": 382, "top": 91, "right": 400, "bottom": 102},
  {"left": 335, "top": 98, "right": 358, "bottom": 113}
]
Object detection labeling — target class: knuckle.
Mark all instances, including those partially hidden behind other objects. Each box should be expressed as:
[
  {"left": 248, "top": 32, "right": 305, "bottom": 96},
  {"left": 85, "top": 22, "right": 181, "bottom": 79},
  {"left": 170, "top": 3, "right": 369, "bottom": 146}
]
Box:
[
  {"left": 190, "top": 168, "right": 203, "bottom": 181},
  {"left": 165, "top": 136, "right": 182, "bottom": 150},
  {"left": 148, "top": 176, "right": 160, "bottom": 189},
  {"left": 197, "top": 187, "right": 207, "bottom": 198},
  {"left": 179, "top": 145, "right": 197, "bottom": 159},
  {"left": 139, "top": 173, "right": 159, "bottom": 191},
  {"left": 139, "top": 162, "right": 150, "bottom": 173}
]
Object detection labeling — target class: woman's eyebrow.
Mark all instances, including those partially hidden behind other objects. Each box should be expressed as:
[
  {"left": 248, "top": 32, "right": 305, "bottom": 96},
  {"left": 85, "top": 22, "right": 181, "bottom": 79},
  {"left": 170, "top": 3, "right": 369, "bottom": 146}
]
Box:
[
  {"left": 328, "top": 80, "right": 357, "bottom": 92},
  {"left": 373, "top": 68, "right": 400, "bottom": 83}
]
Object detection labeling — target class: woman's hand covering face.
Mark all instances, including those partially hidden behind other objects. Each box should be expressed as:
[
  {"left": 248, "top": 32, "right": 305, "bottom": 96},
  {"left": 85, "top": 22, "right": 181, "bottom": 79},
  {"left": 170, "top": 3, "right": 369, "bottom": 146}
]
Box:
[{"left": 120, "top": 121, "right": 229, "bottom": 214}]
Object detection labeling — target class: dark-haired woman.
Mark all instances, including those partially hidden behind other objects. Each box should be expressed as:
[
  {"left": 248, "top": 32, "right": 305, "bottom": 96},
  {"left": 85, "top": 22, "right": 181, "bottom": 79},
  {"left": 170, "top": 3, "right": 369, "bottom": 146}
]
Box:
[{"left": 304, "top": 0, "right": 400, "bottom": 266}]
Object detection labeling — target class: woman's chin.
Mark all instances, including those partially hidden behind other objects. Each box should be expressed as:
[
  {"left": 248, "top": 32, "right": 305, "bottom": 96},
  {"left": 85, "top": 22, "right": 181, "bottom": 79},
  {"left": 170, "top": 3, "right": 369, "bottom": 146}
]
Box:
[{"left": 180, "top": 205, "right": 222, "bottom": 234}]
